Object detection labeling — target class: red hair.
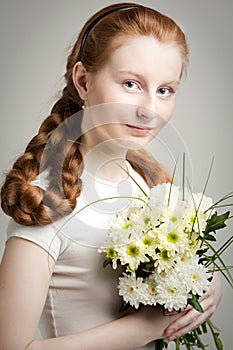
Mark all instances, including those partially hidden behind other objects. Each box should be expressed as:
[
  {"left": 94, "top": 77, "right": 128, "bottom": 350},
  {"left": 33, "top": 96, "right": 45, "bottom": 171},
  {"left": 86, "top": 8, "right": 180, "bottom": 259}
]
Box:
[{"left": 1, "top": 2, "right": 188, "bottom": 226}]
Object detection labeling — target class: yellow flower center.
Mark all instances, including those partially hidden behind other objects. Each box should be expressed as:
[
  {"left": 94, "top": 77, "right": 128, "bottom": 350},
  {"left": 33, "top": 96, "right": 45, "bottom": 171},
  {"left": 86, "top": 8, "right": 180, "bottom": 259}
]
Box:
[
  {"left": 143, "top": 216, "right": 151, "bottom": 225},
  {"left": 122, "top": 219, "right": 132, "bottom": 230},
  {"left": 168, "top": 288, "right": 176, "bottom": 295},
  {"left": 161, "top": 250, "right": 170, "bottom": 261},
  {"left": 167, "top": 232, "right": 179, "bottom": 243},
  {"left": 126, "top": 244, "right": 139, "bottom": 257},
  {"left": 191, "top": 273, "right": 199, "bottom": 281},
  {"left": 149, "top": 284, "right": 157, "bottom": 295},
  {"left": 107, "top": 247, "right": 116, "bottom": 258},
  {"left": 142, "top": 236, "right": 153, "bottom": 247}
]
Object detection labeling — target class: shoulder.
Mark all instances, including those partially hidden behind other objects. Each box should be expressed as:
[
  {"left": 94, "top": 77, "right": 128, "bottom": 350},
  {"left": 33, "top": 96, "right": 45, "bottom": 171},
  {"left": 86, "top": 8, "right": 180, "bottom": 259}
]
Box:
[{"left": 6, "top": 218, "right": 67, "bottom": 261}]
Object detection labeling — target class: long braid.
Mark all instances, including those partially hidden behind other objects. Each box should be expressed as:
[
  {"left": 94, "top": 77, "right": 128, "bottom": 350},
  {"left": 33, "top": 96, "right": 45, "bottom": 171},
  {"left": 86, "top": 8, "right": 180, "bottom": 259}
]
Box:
[
  {"left": 1, "top": 23, "right": 87, "bottom": 226},
  {"left": 1, "top": 82, "right": 84, "bottom": 226}
]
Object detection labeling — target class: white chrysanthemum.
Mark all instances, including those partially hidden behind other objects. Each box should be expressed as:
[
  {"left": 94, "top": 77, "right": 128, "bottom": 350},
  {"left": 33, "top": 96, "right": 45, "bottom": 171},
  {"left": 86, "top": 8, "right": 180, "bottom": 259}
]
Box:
[
  {"left": 187, "top": 231, "right": 205, "bottom": 256},
  {"left": 135, "top": 205, "right": 161, "bottom": 235},
  {"left": 154, "top": 250, "right": 176, "bottom": 273},
  {"left": 165, "top": 198, "right": 191, "bottom": 232},
  {"left": 118, "top": 273, "right": 148, "bottom": 309},
  {"left": 138, "top": 234, "right": 158, "bottom": 259},
  {"left": 149, "top": 183, "right": 180, "bottom": 214},
  {"left": 143, "top": 275, "right": 159, "bottom": 306},
  {"left": 182, "top": 193, "right": 213, "bottom": 235},
  {"left": 155, "top": 224, "right": 190, "bottom": 256},
  {"left": 176, "top": 258, "right": 212, "bottom": 295},
  {"left": 117, "top": 241, "right": 150, "bottom": 271},
  {"left": 102, "top": 217, "right": 144, "bottom": 251},
  {"left": 155, "top": 273, "right": 189, "bottom": 311},
  {"left": 192, "top": 193, "right": 213, "bottom": 213}
]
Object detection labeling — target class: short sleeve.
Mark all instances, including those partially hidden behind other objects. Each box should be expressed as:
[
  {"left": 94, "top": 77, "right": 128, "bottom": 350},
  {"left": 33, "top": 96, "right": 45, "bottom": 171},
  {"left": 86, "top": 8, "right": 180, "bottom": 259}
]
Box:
[{"left": 7, "top": 219, "right": 64, "bottom": 261}]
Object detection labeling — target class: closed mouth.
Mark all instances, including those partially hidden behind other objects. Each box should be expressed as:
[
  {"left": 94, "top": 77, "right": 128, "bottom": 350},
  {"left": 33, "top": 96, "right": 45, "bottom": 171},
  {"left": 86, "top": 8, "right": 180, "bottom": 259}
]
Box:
[{"left": 125, "top": 124, "right": 152, "bottom": 131}]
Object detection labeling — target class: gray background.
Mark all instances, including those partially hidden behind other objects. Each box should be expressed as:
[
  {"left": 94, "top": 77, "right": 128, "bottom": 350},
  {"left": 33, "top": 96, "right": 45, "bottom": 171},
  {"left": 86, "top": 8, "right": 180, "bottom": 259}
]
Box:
[{"left": 0, "top": 0, "right": 232, "bottom": 348}]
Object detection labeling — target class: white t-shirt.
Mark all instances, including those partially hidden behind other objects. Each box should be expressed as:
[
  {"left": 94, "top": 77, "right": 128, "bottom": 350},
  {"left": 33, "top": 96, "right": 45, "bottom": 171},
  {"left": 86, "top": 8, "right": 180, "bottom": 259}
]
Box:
[{"left": 7, "top": 162, "right": 156, "bottom": 349}]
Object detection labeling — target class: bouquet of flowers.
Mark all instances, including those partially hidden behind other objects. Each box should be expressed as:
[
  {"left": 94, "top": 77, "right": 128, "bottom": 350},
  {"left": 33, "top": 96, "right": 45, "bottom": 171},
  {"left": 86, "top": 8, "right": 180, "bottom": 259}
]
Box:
[{"left": 99, "top": 173, "right": 232, "bottom": 349}]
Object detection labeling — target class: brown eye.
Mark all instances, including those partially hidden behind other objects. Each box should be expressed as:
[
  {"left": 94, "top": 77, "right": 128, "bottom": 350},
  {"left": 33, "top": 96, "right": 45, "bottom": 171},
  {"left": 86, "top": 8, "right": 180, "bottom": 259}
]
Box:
[
  {"left": 124, "top": 81, "right": 139, "bottom": 90},
  {"left": 158, "top": 87, "right": 170, "bottom": 95}
]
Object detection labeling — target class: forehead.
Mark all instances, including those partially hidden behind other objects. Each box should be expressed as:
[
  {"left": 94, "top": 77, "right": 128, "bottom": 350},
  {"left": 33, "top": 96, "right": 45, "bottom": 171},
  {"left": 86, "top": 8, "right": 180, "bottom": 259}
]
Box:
[{"left": 106, "top": 36, "right": 183, "bottom": 79}]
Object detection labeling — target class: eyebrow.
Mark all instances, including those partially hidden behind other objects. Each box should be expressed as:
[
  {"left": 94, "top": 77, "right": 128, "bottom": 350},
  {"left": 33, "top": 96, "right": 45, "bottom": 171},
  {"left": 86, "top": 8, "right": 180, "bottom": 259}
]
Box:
[{"left": 118, "top": 70, "right": 180, "bottom": 86}]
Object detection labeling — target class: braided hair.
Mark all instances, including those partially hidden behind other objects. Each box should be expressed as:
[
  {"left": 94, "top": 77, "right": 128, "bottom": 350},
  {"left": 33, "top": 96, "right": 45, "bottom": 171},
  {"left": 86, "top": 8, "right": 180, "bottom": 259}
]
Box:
[{"left": 1, "top": 2, "right": 188, "bottom": 226}]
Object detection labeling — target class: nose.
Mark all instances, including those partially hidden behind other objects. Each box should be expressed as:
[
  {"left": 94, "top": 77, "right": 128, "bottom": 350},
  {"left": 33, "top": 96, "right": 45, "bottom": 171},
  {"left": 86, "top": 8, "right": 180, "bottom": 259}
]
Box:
[
  {"left": 136, "top": 96, "right": 167, "bottom": 132},
  {"left": 136, "top": 105, "right": 157, "bottom": 122},
  {"left": 136, "top": 93, "right": 157, "bottom": 120}
]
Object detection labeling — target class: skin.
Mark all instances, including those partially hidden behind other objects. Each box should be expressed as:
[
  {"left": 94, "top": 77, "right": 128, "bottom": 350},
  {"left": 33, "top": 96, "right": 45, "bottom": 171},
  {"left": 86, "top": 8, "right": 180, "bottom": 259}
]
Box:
[
  {"left": 73, "top": 36, "right": 182, "bottom": 182},
  {"left": 0, "top": 35, "right": 222, "bottom": 350}
]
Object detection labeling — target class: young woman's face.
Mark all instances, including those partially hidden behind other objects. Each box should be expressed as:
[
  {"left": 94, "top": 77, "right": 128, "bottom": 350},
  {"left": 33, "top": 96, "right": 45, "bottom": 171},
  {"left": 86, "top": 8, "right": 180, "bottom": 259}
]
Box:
[{"left": 80, "top": 36, "right": 183, "bottom": 151}]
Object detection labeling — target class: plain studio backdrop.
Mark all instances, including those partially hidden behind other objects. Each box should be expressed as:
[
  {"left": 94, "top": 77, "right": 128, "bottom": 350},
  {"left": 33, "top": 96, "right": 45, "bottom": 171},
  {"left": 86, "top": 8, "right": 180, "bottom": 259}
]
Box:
[{"left": 0, "top": 1, "right": 232, "bottom": 349}]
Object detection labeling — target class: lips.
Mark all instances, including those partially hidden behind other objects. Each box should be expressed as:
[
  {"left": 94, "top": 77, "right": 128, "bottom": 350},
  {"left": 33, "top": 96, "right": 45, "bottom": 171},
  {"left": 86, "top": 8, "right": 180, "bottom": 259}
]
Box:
[
  {"left": 125, "top": 124, "right": 152, "bottom": 135},
  {"left": 126, "top": 124, "right": 151, "bottom": 130}
]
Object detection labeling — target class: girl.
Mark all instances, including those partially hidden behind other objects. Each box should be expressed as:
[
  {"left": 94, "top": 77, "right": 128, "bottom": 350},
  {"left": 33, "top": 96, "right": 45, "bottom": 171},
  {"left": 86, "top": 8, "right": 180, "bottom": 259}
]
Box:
[{"left": 0, "top": 3, "right": 222, "bottom": 350}]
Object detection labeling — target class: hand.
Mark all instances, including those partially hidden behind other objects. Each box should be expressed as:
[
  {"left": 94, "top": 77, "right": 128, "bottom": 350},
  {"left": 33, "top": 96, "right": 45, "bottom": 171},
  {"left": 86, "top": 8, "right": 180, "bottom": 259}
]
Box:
[
  {"left": 164, "top": 272, "right": 223, "bottom": 341},
  {"left": 134, "top": 306, "right": 181, "bottom": 342}
]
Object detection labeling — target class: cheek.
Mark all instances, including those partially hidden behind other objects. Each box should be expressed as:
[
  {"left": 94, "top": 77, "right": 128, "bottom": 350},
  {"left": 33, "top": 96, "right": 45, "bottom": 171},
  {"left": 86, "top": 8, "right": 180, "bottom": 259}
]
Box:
[{"left": 157, "top": 98, "right": 176, "bottom": 122}]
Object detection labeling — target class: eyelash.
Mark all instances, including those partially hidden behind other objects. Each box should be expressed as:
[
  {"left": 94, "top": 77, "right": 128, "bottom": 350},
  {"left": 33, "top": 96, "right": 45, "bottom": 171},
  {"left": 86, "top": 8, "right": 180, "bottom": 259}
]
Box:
[
  {"left": 124, "top": 81, "right": 140, "bottom": 90},
  {"left": 157, "top": 87, "right": 174, "bottom": 96}
]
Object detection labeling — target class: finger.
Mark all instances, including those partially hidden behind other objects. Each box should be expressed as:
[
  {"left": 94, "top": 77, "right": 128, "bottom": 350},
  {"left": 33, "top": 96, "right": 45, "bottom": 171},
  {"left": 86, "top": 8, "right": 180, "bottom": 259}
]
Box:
[
  {"left": 165, "top": 273, "right": 221, "bottom": 341},
  {"left": 164, "top": 298, "right": 214, "bottom": 340},
  {"left": 164, "top": 309, "right": 198, "bottom": 339},
  {"left": 198, "top": 285, "right": 213, "bottom": 302},
  {"left": 163, "top": 305, "right": 191, "bottom": 316},
  {"left": 163, "top": 310, "right": 178, "bottom": 316}
]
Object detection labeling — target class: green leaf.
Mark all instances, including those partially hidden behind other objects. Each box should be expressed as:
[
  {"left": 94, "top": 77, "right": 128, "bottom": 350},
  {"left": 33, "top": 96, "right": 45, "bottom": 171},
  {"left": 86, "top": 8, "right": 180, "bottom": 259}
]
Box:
[
  {"left": 187, "top": 294, "right": 204, "bottom": 313},
  {"left": 213, "top": 332, "right": 223, "bottom": 350},
  {"left": 119, "top": 301, "right": 131, "bottom": 313},
  {"left": 205, "top": 211, "right": 230, "bottom": 234},
  {"left": 103, "top": 258, "right": 112, "bottom": 268},
  {"left": 203, "top": 233, "right": 216, "bottom": 241},
  {"left": 201, "top": 322, "right": 207, "bottom": 334},
  {"left": 156, "top": 339, "right": 168, "bottom": 349}
]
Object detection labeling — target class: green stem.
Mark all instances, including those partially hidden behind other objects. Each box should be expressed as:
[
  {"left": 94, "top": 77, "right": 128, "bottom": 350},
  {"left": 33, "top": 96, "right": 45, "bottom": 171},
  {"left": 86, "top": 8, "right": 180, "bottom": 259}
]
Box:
[
  {"left": 175, "top": 338, "right": 181, "bottom": 350},
  {"left": 113, "top": 160, "right": 148, "bottom": 197},
  {"left": 205, "top": 236, "right": 233, "bottom": 266},
  {"left": 182, "top": 152, "right": 185, "bottom": 201},
  {"left": 205, "top": 192, "right": 233, "bottom": 213},
  {"left": 182, "top": 336, "right": 192, "bottom": 349},
  {"left": 204, "top": 241, "right": 233, "bottom": 287},
  {"left": 168, "top": 154, "right": 179, "bottom": 206},
  {"left": 206, "top": 320, "right": 223, "bottom": 350},
  {"left": 193, "top": 329, "right": 206, "bottom": 349}
]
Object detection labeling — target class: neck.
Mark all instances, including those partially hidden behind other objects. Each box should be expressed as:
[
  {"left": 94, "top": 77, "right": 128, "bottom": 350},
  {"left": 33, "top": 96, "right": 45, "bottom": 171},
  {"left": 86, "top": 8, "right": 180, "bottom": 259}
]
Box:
[{"left": 80, "top": 142, "right": 129, "bottom": 183}]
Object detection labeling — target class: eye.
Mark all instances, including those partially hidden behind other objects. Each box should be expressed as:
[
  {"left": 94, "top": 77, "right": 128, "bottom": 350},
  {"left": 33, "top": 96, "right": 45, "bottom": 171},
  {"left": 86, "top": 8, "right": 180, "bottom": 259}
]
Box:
[
  {"left": 124, "top": 81, "right": 140, "bottom": 91},
  {"left": 157, "top": 87, "right": 173, "bottom": 96}
]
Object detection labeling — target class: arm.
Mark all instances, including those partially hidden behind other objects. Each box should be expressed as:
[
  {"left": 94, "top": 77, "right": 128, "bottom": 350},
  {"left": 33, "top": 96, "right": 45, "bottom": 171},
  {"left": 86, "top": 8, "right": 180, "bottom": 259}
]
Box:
[
  {"left": 0, "top": 237, "right": 181, "bottom": 350},
  {"left": 164, "top": 272, "right": 223, "bottom": 341}
]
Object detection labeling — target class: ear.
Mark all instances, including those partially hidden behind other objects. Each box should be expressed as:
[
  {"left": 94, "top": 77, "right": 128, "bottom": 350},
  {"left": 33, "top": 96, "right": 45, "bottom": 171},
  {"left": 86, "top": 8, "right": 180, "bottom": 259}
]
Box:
[{"left": 72, "top": 61, "right": 88, "bottom": 100}]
